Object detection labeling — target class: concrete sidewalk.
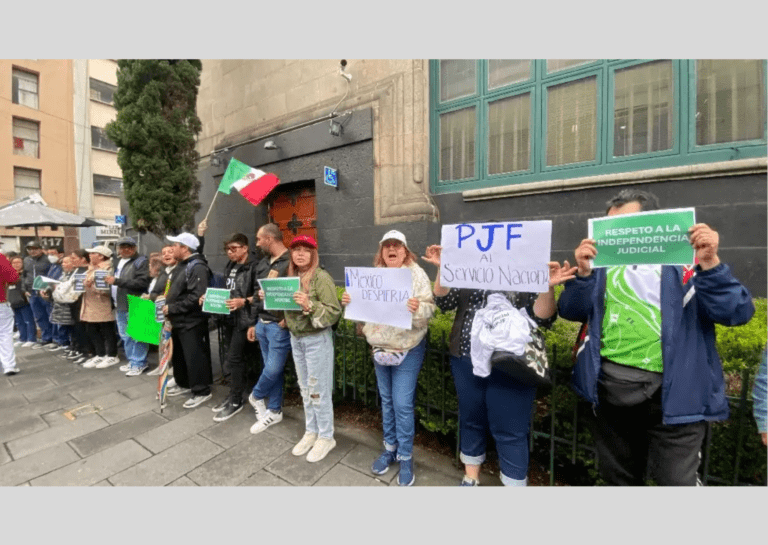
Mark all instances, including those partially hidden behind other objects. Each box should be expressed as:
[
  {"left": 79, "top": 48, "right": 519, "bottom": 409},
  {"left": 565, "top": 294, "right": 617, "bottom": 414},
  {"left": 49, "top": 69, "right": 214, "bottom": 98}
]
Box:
[{"left": 1, "top": 340, "right": 466, "bottom": 487}]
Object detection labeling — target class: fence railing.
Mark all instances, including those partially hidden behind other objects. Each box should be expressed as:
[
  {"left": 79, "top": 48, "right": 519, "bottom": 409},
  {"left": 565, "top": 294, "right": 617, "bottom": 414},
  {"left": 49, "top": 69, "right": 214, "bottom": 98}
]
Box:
[{"left": 218, "top": 320, "right": 766, "bottom": 486}]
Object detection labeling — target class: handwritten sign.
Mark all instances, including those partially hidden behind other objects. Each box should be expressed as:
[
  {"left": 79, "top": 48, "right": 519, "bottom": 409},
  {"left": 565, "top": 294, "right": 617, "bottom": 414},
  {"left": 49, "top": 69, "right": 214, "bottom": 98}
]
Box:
[
  {"left": 588, "top": 208, "right": 696, "bottom": 267},
  {"left": 73, "top": 274, "right": 86, "bottom": 292},
  {"left": 440, "top": 221, "right": 552, "bottom": 293},
  {"left": 126, "top": 295, "right": 162, "bottom": 345},
  {"left": 202, "top": 288, "right": 231, "bottom": 315},
  {"left": 259, "top": 277, "right": 302, "bottom": 311},
  {"left": 94, "top": 270, "right": 109, "bottom": 290},
  {"left": 344, "top": 267, "right": 413, "bottom": 329},
  {"left": 154, "top": 297, "right": 166, "bottom": 323}
]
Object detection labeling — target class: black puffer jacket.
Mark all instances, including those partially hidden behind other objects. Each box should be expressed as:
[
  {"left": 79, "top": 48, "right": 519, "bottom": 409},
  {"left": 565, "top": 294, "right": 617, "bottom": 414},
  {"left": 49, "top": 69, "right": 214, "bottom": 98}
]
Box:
[
  {"left": 112, "top": 253, "right": 151, "bottom": 311},
  {"left": 165, "top": 254, "right": 210, "bottom": 331},
  {"left": 222, "top": 254, "right": 258, "bottom": 331}
]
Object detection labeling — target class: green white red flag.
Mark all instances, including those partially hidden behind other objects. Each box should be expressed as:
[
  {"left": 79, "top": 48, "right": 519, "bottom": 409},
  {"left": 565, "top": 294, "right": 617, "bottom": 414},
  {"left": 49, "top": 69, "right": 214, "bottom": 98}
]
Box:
[{"left": 218, "top": 158, "right": 279, "bottom": 206}]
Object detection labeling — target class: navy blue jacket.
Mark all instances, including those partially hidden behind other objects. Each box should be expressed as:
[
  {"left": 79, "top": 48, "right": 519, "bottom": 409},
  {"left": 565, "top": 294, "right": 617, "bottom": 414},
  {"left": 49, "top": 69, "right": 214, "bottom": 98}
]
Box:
[{"left": 558, "top": 263, "right": 754, "bottom": 425}]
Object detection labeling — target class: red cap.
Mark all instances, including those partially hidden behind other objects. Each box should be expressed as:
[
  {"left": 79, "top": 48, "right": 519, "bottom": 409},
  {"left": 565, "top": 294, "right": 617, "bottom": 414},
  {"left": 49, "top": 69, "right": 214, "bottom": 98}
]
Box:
[{"left": 289, "top": 235, "right": 318, "bottom": 249}]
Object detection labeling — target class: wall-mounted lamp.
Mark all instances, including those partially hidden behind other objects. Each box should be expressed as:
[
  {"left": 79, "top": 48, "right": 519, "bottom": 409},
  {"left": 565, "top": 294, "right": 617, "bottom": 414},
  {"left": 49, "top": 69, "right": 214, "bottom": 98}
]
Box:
[
  {"left": 329, "top": 120, "right": 343, "bottom": 137},
  {"left": 264, "top": 140, "right": 278, "bottom": 150},
  {"left": 211, "top": 148, "right": 229, "bottom": 167}
]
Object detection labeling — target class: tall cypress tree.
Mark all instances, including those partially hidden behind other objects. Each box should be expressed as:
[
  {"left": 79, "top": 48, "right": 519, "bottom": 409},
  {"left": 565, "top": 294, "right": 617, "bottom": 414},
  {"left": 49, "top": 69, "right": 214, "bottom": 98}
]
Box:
[{"left": 106, "top": 60, "right": 203, "bottom": 236}]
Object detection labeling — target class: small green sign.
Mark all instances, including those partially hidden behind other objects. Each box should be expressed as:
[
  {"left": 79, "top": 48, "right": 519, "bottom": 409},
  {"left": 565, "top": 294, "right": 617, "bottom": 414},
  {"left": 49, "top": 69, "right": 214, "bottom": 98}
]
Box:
[
  {"left": 202, "top": 288, "right": 232, "bottom": 315},
  {"left": 33, "top": 276, "right": 50, "bottom": 290},
  {"left": 259, "top": 277, "right": 302, "bottom": 311},
  {"left": 126, "top": 295, "right": 162, "bottom": 345},
  {"left": 588, "top": 208, "right": 696, "bottom": 267}
]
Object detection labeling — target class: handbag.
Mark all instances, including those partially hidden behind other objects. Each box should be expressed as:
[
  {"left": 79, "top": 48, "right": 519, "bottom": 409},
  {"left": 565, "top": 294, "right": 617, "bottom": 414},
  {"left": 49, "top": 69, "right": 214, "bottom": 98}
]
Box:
[
  {"left": 52, "top": 276, "right": 80, "bottom": 304},
  {"left": 490, "top": 327, "right": 551, "bottom": 387}
]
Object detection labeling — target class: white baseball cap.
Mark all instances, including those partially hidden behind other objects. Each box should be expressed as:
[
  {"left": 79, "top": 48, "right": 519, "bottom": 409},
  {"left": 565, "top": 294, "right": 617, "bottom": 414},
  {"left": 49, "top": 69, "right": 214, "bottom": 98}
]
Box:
[
  {"left": 166, "top": 232, "right": 200, "bottom": 251},
  {"left": 88, "top": 245, "right": 113, "bottom": 258},
  {"left": 379, "top": 230, "right": 408, "bottom": 247}
]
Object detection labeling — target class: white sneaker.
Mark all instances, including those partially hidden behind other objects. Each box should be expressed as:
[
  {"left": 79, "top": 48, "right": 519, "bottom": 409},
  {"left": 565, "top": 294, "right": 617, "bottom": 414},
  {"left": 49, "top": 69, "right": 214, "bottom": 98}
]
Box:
[
  {"left": 14, "top": 341, "right": 23, "bottom": 346},
  {"left": 248, "top": 393, "right": 267, "bottom": 421},
  {"left": 146, "top": 366, "right": 162, "bottom": 376},
  {"left": 125, "top": 366, "right": 148, "bottom": 377},
  {"left": 306, "top": 437, "right": 336, "bottom": 463},
  {"left": 13, "top": 332, "right": 20, "bottom": 339},
  {"left": 183, "top": 393, "right": 213, "bottom": 409},
  {"left": 4, "top": 367, "right": 20, "bottom": 376},
  {"left": 42, "top": 342, "right": 58, "bottom": 349},
  {"left": 82, "top": 356, "right": 104, "bottom": 368},
  {"left": 119, "top": 363, "right": 131, "bottom": 372},
  {"left": 95, "top": 356, "right": 121, "bottom": 369},
  {"left": 249, "top": 410, "right": 283, "bottom": 434},
  {"left": 166, "top": 385, "right": 192, "bottom": 397},
  {"left": 21, "top": 341, "right": 35, "bottom": 348},
  {"left": 167, "top": 377, "right": 177, "bottom": 388},
  {"left": 292, "top": 432, "right": 318, "bottom": 456},
  {"left": 31, "top": 343, "right": 45, "bottom": 350}
]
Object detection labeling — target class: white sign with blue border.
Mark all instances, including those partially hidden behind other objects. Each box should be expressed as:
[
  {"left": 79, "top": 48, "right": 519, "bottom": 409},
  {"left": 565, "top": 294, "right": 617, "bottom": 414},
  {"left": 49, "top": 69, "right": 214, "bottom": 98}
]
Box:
[{"left": 323, "top": 166, "right": 338, "bottom": 188}]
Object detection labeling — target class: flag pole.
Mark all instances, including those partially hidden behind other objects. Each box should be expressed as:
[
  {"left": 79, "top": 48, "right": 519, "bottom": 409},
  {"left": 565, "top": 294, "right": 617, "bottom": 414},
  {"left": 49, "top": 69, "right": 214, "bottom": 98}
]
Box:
[{"left": 203, "top": 191, "right": 220, "bottom": 223}]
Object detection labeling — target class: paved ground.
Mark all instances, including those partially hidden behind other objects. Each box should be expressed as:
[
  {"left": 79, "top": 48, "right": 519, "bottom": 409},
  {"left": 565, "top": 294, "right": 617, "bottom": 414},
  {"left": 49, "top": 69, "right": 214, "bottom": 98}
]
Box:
[{"left": 1, "top": 338, "right": 467, "bottom": 487}]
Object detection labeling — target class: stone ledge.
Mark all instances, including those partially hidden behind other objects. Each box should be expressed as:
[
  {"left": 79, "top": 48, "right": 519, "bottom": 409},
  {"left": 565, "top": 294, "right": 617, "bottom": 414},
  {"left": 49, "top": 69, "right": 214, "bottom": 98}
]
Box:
[{"left": 462, "top": 158, "right": 768, "bottom": 202}]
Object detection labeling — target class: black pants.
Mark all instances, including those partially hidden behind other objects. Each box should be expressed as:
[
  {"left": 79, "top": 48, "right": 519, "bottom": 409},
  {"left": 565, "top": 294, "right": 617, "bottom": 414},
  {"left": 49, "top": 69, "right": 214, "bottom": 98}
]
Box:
[
  {"left": 85, "top": 321, "right": 117, "bottom": 357},
  {"left": 592, "top": 389, "right": 707, "bottom": 486},
  {"left": 171, "top": 321, "right": 213, "bottom": 396},
  {"left": 71, "top": 320, "right": 90, "bottom": 354},
  {"left": 225, "top": 327, "right": 248, "bottom": 402}
]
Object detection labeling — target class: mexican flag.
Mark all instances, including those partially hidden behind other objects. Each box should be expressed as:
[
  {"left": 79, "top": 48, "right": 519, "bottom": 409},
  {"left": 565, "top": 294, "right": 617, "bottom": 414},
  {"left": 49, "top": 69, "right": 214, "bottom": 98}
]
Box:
[{"left": 218, "top": 158, "right": 280, "bottom": 206}]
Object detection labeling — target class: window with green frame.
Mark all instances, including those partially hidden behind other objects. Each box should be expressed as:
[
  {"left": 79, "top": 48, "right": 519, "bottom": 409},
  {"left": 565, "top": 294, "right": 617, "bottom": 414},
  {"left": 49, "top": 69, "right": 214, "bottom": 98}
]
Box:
[{"left": 429, "top": 60, "right": 767, "bottom": 193}]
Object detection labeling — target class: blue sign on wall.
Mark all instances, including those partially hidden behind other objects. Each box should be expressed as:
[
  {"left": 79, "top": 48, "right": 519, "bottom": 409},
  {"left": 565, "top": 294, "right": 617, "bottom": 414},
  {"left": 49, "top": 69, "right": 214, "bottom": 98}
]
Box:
[
  {"left": 324, "top": 166, "right": 338, "bottom": 189},
  {"left": 115, "top": 215, "right": 127, "bottom": 224}
]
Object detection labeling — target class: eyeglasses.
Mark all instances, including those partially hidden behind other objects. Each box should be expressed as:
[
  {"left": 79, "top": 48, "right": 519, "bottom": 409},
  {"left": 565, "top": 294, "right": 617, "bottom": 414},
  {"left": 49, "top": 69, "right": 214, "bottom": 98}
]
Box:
[{"left": 225, "top": 245, "right": 245, "bottom": 252}]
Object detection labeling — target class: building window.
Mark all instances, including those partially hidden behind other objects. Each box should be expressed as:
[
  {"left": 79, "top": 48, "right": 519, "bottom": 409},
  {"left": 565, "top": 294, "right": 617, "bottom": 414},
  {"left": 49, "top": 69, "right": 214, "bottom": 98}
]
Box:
[
  {"left": 91, "top": 126, "right": 118, "bottom": 152},
  {"left": 89, "top": 78, "right": 116, "bottom": 105},
  {"left": 93, "top": 174, "right": 123, "bottom": 196},
  {"left": 430, "top": 59, "right": 768, "bottom": 193},
  {"left": 12, "top": 69, "right": 39, "bottom": 109},
  {"left": 12, "top": 117, "right": 40, "bottom": 158},
  {"left": 14, "top": 167, "right": 41, "bottom": 199}
]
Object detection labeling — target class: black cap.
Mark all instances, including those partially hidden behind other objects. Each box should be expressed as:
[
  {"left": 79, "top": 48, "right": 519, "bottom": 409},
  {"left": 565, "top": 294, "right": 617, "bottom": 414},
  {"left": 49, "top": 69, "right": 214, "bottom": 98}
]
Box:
[
  {"left": 117, "top": 237, "right": 137, "bottom": 246},
  {"left": 25, "top": 240, "right": 41, "bottom": 248}
]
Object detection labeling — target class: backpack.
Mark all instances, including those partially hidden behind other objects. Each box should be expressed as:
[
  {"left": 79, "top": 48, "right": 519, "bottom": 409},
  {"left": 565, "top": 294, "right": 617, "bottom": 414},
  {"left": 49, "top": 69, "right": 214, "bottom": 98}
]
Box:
[{"left": 184, "top": 256, "right": 225, "bottom": 289}]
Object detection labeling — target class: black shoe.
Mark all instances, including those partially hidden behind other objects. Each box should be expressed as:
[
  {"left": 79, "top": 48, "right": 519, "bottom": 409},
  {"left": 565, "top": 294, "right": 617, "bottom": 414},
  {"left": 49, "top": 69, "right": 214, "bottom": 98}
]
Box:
[
  {"left": 211, "top": 398, "right": 230, "bottom": 413},
  {"left": 213, "top": 401, "right": 243, "bottom": 422},
  {"left": 66, "top": 351, "right": 83, "bottom": 360}
]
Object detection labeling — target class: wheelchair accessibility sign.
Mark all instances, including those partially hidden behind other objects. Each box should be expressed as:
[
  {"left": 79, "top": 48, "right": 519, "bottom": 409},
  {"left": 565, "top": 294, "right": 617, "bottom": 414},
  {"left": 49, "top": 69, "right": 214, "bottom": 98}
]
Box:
[{"left": 324, "top": 166, "right": 338, "bottom": 189}]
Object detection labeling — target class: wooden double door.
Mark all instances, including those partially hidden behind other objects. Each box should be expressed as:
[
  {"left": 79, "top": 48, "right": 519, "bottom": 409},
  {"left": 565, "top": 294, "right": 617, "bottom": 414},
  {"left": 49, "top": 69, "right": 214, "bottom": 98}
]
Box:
[{"left": 265, "top": 181, "right": 317, "bottom": 246}]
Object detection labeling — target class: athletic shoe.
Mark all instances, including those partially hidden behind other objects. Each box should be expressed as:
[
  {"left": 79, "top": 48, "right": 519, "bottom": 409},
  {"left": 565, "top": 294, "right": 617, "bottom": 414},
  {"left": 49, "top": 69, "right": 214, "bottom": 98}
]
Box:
[
  {"left": 125, "top": 366, "right": 148, "bottom": 377},
  {"left": 41, "top": 342, "right": 58, "bottom": 349},
  {"left": 95, "top": 356, "right": 121, "bottom": 369},
  {"left": 82, "top": 356, "right": 104, "bottom": 368},
  {"left": 146, "top": 366, "right": 162, "bottom": 376},
  {"left": 213, "top": 401, "right": 243, "bottom": 422},
  {"left": 183, "top": 393, "right": 212, "bottom": 409},
  {"left": 14, "top": 341, "right": 23, "bottom": 347},
  {"left": 21, "top": 341, "right": 36, "bottom": 348},
  {"left": 66, "top": 351, "right": 84, "bottom": 360},
  {"left": 459, "top": 475, "right": 479, "bottom": 487},
  {"left": 211, "top": 398, "right": 230, "bottom": 412},
  {"left": 306, "top": 437, "right": 336, "bottom": 463},
  {"left": 250, "top": 410, "right": 283, "bottom": 434},
  {"left": 73, "top": 355, "right": 88, "bottom": 365},
  {"left": 4, "top": 367, "right": 20, "bottom": 376},
  {"left": 371, "top": 450, "right": 397, "bottom": 475},
  {"left": 13, "top": 331, "right": 20, "bottom": 339},
  {"left": 292, "top": 432, "right": 318, "bottom": 456},
  {"left": 248, "top": 393, "right": 267, "bottom": 421},
  {"left": 166, "top": 385, "right": 192, "bottom": 397},
  {"left": 119, "top": 363, "right": 131, "bottom": 372},
  {"left": 31, "top": 343, "right": 46, "bottom": 350},
  {"left": 397, "top": 458, "right": 415, "bottom": 486},
  {"left": 46, "top": 345, "right": 65, "bottom": 352},
  {"left": 167, "top": 376, "right": 176, "bottom": 388}
]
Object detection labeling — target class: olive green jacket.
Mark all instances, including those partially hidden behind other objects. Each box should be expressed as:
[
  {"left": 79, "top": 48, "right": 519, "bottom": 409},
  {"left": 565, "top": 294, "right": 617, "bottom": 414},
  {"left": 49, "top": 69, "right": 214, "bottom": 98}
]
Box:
[{"left": 284, "top": 268, "right": 342, "bottom": 337}]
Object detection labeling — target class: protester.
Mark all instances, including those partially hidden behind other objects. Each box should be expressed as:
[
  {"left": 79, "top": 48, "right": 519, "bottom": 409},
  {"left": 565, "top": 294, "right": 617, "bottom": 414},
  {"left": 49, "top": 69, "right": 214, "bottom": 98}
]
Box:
[
  {"left": 80, "top": 246, "right": 120, "bottom": 369},
  {"left": 558, "top": 188, "right": 755, "bottom": 486},
  {"left": 65, "top": 250, "right": 91, "bottom": 365},
  {"left": 162, "top": 233, "right": 214, "bottom": 409},
  {"left": 105, "top": 237, "right": 151, "bottom": 376},
  {"left": 248, "top": 223, "right": 292, "bottom": 433},
  {"left": 281, "top": 235, "right": 342, "bottom": 462},
  {"left": 423, "top": 243, "right": 575, "bottom": 486},
  {"left": 753, "top": 349, "right": 767, "bottom": 447},
  {"left": 8, "top": 257, "right": 36, "bottom": 348},
  {"left": 147, "top": 244, "right": 178, "bottom": 377},
  {"left": 340, "top": 230, "right": 435, "bottom": 485},
  {"left": 22, "top": 240, "right": 55, "bottom": 349},
  {"left": 1, "top": 252, "right": 21, "bottom": 375},
  {"left": 206, "top": 232, "right": 258, "bottom": 422},
  {"left": 48, "top": 256, "right": 76, "bottom": 353}
]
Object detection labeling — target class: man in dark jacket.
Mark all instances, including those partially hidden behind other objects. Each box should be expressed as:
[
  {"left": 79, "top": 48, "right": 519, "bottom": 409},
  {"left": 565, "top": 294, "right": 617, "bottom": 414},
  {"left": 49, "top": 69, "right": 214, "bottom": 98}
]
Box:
[
  {"left": 558, "top": 189, "right": 755, "bottom": 486},
  {"left": 22, "top": 240, "right": 55, "bottom": 349},
  {"left": 209, "top": 232, "right": 258, "bottom": 422},
  {"left": 106, "top": 237, "right": 151, "bottom": 376},
  {"left": 162, "top": 232, "right": 213, "bottom": 409},
  {"left": 247, "top": 223, "right": 292, "bottom": 434}
]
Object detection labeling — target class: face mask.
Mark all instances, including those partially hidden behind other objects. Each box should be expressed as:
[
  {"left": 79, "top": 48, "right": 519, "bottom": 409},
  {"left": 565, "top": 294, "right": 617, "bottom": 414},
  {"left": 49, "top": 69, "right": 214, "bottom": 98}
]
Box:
[{"left": 48, "top": 255, "right": 59, "bottom": 264}]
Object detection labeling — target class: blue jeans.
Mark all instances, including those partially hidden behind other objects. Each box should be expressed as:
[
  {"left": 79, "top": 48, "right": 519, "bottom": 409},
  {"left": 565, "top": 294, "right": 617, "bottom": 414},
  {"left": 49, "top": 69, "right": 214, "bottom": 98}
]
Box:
[
  {"left": 252, "top": 321, "right": 292, "bottom": 411},
  {"left": 29, "top": 294, "right": 52, "bottom": 343},
  {"left": 450, "top": 355, "right": 536, "bottom": 486},
  {"left": 291, "top": 328, "right": 335, "bottom": 439},
  {"left": 373, "top": 337, "right": 426, "bottom": 461},
  {"left": 14, "top": 305, "right": 36, "bottom": 342},
  {"left": 52, "top": 324, "right": 72, "bottom": 346},
  {"left": 116, "top": 310, "right": 149, "bottom": 369}
]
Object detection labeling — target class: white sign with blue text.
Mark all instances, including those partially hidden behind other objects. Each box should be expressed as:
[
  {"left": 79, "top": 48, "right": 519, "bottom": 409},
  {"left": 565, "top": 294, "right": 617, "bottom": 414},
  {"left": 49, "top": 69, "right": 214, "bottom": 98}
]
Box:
[
  {"left": 344, "top": 267, "right": 413, "bottom": 329},
  {"left": 440, "top": 221, "right": 552, "bottom": 293}
]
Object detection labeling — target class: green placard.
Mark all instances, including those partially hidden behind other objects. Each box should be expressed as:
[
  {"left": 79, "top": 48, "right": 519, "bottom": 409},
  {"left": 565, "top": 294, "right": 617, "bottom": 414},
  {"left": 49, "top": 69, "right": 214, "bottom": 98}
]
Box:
[
  {"left": 588, "top": 208, "right": 696, "bottom": 267},
  {"left": 126, "top": 295, "right": 162, "bottom": 345},
  {"left": 33, "top": 276, "right": 49, "bottom": 290},
  {"left": 202, "top": 288, "right": 231, "bottom": 315},
  {"left": 259, "top": 277, "right": 302, "bottom": 311}
]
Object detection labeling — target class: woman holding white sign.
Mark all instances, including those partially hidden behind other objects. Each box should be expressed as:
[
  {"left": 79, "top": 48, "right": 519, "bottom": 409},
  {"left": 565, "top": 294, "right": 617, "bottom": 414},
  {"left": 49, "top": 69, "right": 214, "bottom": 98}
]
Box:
[
  {"left": 283, "top": 235, "right": 342, "bottom": 463},
  {"left": 423, "top": 244, "right": 576, "bottom": 486},
  {"left": 80, "top": 246, "right": 119, "bottom": 369},
  {"left": 341, "top": 230, "right": 436, "bottom": 486}
]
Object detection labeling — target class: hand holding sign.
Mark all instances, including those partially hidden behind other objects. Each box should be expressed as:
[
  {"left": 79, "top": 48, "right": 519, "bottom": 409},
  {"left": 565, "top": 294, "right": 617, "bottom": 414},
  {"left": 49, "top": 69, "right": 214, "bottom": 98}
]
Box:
[
  {"left": 688, "top": 224, "right": 720, "bottom": 270},
  {"left": 575, "top": 239, "right": 598, "bottom": 277},
  {"left": 344, "top": 267, "right": 413, "bottom": 329}
]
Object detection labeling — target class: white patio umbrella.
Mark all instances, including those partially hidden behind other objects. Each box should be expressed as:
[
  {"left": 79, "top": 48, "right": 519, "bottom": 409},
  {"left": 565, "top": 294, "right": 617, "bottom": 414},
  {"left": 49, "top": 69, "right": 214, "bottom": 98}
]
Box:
[{"left": 0, "top": 198, "right": 108, "bottom": 241}]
